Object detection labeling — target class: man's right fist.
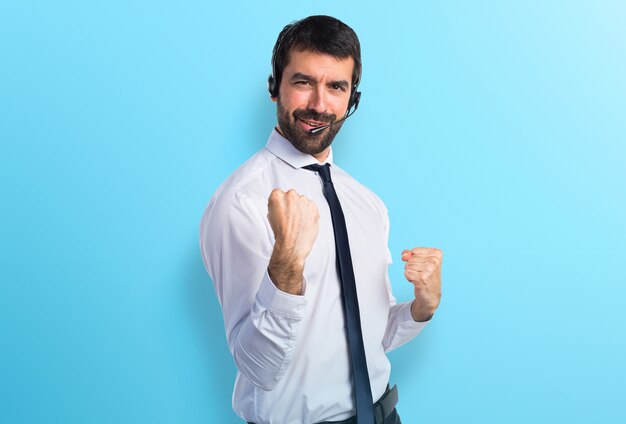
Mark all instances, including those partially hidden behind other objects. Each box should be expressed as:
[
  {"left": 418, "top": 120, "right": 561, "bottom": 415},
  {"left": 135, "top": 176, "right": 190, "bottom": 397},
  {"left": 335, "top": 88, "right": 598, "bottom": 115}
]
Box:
[
  {"left": 267, "top": 189, "right": 320, "bottom": 294},
  {"left": 268, "top": 189, "right": 320, "bottom": 262}
]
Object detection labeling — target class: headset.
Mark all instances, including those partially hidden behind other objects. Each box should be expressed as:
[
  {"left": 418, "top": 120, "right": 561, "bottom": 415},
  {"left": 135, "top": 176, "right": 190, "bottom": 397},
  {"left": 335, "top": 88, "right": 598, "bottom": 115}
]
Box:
[{"left": 267, "top": 20, "right": 362, "bottom": 119}]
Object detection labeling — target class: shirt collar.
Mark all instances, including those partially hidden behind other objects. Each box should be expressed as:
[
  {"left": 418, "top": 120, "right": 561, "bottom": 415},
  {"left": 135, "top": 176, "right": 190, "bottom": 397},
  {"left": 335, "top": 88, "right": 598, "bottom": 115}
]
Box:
[{"left": 265, "top": 128, "right": 334, "bottom": 169}]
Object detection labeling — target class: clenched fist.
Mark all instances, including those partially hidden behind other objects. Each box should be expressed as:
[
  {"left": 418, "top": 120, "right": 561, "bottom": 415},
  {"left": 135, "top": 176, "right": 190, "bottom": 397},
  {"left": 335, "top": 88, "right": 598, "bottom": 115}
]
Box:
[
  {"left": 401, "top": 247, "right": 443, "bottom": 322},
  {"left": 267, "top": 189, "right": 320, "bottom": 295}
]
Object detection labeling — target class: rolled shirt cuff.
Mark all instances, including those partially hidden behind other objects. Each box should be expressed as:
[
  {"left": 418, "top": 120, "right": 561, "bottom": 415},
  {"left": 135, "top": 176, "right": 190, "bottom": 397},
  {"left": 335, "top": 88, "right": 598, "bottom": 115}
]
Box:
[
  {"left": 256, "top": 270, "right": 308, "bottom": 320},
  {"left": 399, "top": 300, "right": 430, "bottom": 328}
]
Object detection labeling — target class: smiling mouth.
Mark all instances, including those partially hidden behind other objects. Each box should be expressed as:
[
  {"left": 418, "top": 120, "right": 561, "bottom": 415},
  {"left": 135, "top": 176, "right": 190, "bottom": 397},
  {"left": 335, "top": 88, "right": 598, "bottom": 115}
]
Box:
[{"left": 298, "top": 118, "right": 327, "bottom": 127}]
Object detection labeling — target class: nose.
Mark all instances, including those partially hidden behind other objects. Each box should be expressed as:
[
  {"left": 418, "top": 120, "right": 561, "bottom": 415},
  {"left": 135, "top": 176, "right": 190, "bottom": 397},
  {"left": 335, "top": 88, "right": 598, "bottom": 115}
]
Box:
[{"left": 306, "top": 85, "right": 327, "bottom": 113}]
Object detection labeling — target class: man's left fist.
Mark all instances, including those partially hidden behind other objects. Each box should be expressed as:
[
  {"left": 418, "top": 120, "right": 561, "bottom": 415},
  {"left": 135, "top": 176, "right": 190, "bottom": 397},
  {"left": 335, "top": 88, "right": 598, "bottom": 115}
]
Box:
[{"left": 401, "top": 247, "right": 442, "bottom": 322}]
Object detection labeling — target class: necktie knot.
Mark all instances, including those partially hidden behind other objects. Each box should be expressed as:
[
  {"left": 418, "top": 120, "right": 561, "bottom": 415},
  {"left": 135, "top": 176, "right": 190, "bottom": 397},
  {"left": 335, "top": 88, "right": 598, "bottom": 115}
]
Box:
[{"left": 303, "top": 163, "right": 332, "bottom": 184}]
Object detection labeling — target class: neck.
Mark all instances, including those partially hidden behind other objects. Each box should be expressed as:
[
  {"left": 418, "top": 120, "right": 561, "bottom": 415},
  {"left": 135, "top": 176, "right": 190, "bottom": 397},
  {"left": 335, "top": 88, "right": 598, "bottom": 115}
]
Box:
[{"left": 313, "top": 149, "right": 330, "bottom": 162}]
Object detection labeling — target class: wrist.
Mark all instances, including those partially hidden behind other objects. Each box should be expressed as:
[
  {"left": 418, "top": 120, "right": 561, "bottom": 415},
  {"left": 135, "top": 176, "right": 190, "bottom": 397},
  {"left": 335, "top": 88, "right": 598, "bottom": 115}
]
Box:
[
  {"left": 411, "top": 300, "right": 435, "bottom": 322},
  {"left": 268, "top": 248, "right": 305, "bottom": 295}
]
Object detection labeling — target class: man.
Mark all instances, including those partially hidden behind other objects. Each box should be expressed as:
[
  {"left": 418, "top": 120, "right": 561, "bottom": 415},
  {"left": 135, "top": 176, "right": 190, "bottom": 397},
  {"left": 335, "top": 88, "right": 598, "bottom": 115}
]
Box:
[{"left": 199, "top": 15, "right": 442, "bottom": 424}]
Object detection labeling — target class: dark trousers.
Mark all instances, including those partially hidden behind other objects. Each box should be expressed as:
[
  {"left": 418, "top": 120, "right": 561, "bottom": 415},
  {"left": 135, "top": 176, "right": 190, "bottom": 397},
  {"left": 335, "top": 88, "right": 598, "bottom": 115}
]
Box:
[
  {"left": 247, "top": 384, "right": 401, "bottom": 424},
  {"left": 247, "top": 410, "right": 400, "bottom": 424},
  {"left": 309, "top": 408, "right": 402, "bottom": 424}
]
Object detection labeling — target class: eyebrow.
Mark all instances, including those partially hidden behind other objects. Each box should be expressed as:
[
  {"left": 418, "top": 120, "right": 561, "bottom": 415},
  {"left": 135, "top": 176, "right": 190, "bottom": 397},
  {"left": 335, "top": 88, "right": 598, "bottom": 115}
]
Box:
[
  {"left": 289, "top": 72, "right": 350, "bottom": 89},
  {"left": 289, "top": 72, "right": 315, "bottom": 82}
]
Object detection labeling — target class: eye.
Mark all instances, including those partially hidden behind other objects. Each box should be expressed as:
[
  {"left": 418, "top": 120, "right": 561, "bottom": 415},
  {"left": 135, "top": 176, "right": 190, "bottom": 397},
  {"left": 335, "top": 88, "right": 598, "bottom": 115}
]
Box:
[
  {"left": 294, "top": 80, "right": 312, "bottom": 86},
  {"left": 330, "top": 83, "right": 346, "bottom": 92}
]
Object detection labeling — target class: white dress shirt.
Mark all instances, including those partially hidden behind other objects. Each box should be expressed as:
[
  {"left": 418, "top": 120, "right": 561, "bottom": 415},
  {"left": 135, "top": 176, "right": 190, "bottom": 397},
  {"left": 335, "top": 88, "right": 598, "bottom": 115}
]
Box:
[{"left": 199, "top": 129, "right": 427, "bottom": 424}]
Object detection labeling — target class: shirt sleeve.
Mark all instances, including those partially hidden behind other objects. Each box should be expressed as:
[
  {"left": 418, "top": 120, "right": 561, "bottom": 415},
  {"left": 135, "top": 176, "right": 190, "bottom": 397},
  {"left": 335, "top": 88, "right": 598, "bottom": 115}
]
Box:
[
  {"left": 379, "top": 206, "right": 429, "bottom": 352},
  {"left": 199, "top": 190, "right": 307, "bottom": 390},
  {"left": 382, "top": 297, "right": 428, "bottom": 352}
]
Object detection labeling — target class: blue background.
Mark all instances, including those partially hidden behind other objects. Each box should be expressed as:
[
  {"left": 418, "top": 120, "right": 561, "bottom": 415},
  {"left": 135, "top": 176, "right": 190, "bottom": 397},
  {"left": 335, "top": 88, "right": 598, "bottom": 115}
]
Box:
[{"left": 1, "top": 1, "right": 625, "bottom": 423}]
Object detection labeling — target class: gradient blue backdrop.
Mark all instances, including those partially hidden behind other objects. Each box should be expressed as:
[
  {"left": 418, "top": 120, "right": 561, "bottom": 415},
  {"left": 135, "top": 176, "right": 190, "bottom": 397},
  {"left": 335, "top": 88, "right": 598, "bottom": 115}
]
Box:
[{"left": 2, "top": 1, "right": 625, "bottom": 423}]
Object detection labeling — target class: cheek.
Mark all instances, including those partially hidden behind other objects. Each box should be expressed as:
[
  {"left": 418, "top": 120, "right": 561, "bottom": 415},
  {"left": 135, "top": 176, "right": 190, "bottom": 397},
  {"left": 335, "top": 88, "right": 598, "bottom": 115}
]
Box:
[
  {"left": 330, "top": 96, "right": 350, "bottom": 115},
  {"left": 289, "top": 92, "right": 313, "bottom": 110},
  {"left": 279, "top": 86, "right": 309, "bottom": 109}
]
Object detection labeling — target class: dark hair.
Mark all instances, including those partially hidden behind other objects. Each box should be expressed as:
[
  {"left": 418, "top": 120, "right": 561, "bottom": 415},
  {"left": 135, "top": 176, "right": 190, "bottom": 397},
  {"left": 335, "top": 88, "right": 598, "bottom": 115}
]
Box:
[{"left": 269, "top": 15, "right": 362, "bottom": 98}]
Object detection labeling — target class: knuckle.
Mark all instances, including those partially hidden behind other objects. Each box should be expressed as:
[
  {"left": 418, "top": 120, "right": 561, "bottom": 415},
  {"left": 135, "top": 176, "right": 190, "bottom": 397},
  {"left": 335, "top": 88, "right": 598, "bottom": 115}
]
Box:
[{"left": 269, "top": 188, "right": 283, "bottom": 199}]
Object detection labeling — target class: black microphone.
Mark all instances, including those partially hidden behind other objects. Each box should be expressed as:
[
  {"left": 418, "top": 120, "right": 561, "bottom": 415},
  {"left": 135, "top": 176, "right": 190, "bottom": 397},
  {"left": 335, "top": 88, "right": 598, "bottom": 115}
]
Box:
[{"left": 308, "top": 107, "right": 357, "bottom": 135}]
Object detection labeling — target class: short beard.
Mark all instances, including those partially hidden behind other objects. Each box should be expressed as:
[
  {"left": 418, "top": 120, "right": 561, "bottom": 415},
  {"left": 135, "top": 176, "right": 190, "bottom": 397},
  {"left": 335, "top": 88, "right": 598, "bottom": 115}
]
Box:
[{"left": 276, "top": 98, "right": 344, "bottom": 157}]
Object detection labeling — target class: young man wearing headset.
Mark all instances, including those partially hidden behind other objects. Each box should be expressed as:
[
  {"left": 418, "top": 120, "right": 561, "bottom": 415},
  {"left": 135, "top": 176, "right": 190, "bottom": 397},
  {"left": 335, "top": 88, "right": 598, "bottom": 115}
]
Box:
[{"left": 200, "top": 15, "right": 442, "bottom": 424}]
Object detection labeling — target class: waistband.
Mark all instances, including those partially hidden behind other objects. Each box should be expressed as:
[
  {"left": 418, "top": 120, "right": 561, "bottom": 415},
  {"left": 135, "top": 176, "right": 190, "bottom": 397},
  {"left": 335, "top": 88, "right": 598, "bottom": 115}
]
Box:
[{"left": 247, "top": 384, "right": 399, "bottom": 424}]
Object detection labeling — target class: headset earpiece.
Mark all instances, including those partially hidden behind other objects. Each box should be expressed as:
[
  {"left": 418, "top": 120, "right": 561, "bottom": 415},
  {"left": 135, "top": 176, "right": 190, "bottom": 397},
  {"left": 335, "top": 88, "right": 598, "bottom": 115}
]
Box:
[
  {"left": 348, "top": 88, "right": 361, "bottom": 112},
  {"left": 268, "top": 74, "right": 278, "bottom": 98}
]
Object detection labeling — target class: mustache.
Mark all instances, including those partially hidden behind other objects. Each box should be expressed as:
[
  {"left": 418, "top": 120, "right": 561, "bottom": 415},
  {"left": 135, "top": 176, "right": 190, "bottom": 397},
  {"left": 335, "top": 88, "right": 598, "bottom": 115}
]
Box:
[{"left": 293, "top": 109, "right": 337, "bottom": 124}]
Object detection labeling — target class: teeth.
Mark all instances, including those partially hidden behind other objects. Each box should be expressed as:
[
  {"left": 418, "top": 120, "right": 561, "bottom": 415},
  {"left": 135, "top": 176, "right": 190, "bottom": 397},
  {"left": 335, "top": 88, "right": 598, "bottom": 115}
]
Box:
[{"left": 303, "top": 119, "right": 322, "bottom": 126}]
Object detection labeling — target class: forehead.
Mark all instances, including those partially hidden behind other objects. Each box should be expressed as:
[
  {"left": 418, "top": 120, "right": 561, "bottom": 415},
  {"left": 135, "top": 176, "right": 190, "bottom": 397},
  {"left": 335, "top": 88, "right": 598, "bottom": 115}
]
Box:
[{"left": 283, "top": 49, "right": 354, "bottom": 81}]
